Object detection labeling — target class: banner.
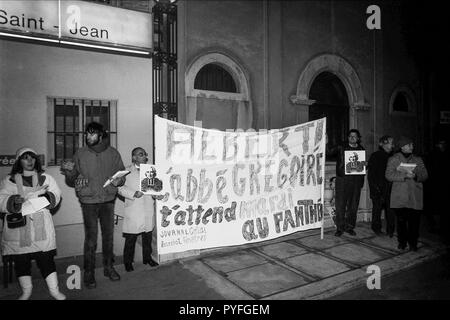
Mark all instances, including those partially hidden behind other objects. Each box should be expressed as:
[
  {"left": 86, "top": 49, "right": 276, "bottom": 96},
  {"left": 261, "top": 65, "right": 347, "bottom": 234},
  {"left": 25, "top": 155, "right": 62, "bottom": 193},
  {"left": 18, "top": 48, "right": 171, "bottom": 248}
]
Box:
[{"left": 154, "top": 116, "right": 326, "bottom": 255}]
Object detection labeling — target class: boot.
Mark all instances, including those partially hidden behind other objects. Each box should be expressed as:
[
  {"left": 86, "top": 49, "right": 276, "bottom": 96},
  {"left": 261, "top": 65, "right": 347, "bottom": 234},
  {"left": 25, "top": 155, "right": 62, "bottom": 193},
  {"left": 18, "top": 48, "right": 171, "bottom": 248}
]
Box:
[
  {"left": 104, "top": 265, "right": 121, "bottom": 281},
  {"left": 18, "top": 276, "right": 33, "bottom": 300},
  {"left": 45, "top": 272, "right": 66, "bottom": 300},
  {"left": 84, "top": 270, "right": 96, "bottom": 289}
]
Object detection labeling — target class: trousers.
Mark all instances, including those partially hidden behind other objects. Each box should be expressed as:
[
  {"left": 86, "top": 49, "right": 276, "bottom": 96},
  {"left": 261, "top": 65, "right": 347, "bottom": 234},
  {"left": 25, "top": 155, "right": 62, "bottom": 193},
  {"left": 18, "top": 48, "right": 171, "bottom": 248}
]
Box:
[
  {"left": 335, "top": 176, "right": 363, "bottom": 232},
  {"left": 81, "top": 201, "right": 115, "bottom": 271},
  {"left": 395, "top": 208, "right": 421, "bottom": 247},
  {"left": 371, "top": 189, "right": 395, "bottom": 234},
  {"left": 123, "top": 231, "right": 153, "bottom": 264}
]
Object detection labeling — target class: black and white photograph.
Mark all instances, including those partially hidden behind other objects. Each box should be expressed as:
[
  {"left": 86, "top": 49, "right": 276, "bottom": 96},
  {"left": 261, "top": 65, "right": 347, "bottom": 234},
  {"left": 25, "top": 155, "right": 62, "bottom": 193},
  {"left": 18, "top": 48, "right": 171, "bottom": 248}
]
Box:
[{"left": 0, "top": 0, "right": 449, "bottom": 310}]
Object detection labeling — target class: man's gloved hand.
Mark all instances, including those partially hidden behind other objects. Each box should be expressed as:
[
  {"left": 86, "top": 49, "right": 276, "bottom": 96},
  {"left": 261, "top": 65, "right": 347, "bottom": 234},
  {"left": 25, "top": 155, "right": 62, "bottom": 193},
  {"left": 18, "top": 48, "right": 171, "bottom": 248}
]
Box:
[
  {"left": 60, "top": 160, "right": 75, "bottom": 175},
  {"left": 75, "top": 175, "right": 89, "bottom": 191}
]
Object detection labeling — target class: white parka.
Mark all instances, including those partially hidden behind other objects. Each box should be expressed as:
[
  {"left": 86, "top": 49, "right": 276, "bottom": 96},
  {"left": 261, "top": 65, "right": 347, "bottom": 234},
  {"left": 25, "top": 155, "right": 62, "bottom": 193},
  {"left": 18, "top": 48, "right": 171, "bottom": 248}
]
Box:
[
  {"left": 118, "top": 164, "right": 155, "bottom": 234},
  {"left": 0, "top": 173, "right": 61, "bottom": 256}
]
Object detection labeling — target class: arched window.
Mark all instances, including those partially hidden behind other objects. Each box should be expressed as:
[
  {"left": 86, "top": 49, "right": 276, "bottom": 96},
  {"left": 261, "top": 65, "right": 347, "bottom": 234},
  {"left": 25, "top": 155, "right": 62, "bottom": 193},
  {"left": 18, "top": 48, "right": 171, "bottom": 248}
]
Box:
[
  {"left": 392, "top": 92, "right": 409, "bottom": 112},
  {"left": 185, "top": 53, "right": 252, "bottom": 130},
  {"left": 194, "top": 64, "right": 237, "bottom": 93},
  {"left": 389, "top": 85, "right": 416, "bottom": 115}
]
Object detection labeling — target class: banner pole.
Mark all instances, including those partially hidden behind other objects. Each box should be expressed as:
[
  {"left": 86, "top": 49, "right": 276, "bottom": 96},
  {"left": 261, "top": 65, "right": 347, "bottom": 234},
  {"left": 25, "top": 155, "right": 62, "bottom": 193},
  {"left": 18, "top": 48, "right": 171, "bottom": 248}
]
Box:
[{"left": 321, "top": 117, "right": 326, "bottom": 240}]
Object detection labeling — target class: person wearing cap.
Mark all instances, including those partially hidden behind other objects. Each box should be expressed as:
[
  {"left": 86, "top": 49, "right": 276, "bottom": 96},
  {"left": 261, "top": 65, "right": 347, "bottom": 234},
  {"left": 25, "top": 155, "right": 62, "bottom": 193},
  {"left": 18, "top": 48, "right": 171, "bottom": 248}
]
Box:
[
  {"left": 386, "top": 136, "right": 428, "bottom": 251},
  {"left": 327, "top": 129, "right": 367, "bottom": 237},
  {"left": 60, "top": 122, "right": 125, "bottom": 289},
  {"left": 0, "top": 147, "right": 66, "bottom": 300},
  {"left": 368, "top": 135, "right": 395, "bottom": 236}
]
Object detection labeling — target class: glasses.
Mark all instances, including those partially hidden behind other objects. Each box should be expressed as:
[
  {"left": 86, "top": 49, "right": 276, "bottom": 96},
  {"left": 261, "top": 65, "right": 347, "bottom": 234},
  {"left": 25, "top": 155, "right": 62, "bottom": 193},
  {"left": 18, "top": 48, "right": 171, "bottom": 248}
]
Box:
[
  {"left": 135, "top": 152, "right": 148, "bottom": 157},
  {"left": 85, "top": 130, "right": 99, "bottom": 135}
]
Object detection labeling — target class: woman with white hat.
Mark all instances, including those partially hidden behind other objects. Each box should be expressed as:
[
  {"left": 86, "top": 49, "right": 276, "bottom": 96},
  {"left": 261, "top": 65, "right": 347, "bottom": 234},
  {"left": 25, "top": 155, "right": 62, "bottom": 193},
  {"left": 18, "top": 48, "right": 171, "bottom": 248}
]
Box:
[{"left": 0, "top": 147, "right": 66, "bottom": 300}]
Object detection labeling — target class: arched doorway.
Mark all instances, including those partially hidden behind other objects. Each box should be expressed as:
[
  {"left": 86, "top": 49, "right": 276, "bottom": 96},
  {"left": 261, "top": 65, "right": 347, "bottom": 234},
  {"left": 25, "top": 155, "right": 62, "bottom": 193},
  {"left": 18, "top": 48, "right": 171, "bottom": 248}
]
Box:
[
  {"left": 309, "top": 72, "right": 349, "bottom": 161},
  {"left": 290, "top": 54, "right": 372, "bottom": 224}
]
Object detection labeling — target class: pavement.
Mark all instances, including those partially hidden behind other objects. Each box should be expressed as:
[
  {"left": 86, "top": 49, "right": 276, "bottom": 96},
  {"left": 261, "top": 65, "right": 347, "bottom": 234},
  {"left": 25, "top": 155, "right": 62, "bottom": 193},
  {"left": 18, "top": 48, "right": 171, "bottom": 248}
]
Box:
[{"left": 0, "top": 220, "right": 448, "bottom": 300}]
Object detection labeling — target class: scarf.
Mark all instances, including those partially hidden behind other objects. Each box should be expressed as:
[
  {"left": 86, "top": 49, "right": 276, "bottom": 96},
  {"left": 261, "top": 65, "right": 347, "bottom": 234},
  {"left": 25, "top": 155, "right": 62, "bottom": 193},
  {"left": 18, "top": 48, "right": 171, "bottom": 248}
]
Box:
[
  {"left": 400, "top": 151, "right": 413, "bottom": 160},
  {"left": 15, "top": 172, "right": 47, "bottom": 247}
]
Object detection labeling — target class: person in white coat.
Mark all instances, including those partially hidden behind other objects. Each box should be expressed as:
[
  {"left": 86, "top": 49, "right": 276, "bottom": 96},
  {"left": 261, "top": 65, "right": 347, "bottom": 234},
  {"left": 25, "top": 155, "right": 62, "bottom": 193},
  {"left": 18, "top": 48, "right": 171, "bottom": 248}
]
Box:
[
  {"left": 118, "top": 147, "right": 159, "bottom": 271},
  {"left": 0, "top": 147, "right": 66, "bottom": 300}
]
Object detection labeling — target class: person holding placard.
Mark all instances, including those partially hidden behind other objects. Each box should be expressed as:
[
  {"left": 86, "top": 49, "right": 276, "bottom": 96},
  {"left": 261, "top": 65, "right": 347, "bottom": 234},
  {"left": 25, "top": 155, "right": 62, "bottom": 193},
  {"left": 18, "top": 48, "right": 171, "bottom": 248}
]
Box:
[
  {"left": 60, "top": 122, "right": 125, "bottom": 288},
  {"left": 386, "top": 136, "right": 428, "bottom": 251},
  {"left": 0, "top": 147, "right": 65, "bottom": 300},
  {"left": 327, "top": 129, "right": 366, "bottom": 237},
  {"left": 118, "top": 147, "right": 159, "bottom": 272}
]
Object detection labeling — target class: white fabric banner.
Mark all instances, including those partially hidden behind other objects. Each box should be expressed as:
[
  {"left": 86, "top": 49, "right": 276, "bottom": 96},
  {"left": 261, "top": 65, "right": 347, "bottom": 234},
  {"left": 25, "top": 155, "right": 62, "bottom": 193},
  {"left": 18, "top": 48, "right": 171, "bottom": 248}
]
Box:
[{"left": 154, "top": 116, "right": 326, "bottom": 255}]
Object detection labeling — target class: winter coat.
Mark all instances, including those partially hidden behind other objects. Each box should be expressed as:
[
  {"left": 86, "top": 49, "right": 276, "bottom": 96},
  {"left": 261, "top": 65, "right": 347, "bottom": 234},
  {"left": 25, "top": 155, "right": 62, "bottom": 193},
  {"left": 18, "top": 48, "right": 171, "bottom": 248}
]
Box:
[
  {"left": 0, "top": 173, "right": 61, "bottom": 256},
  {"left": 65, "top": 140, "right": 125, "bottom": 204},
  {"left": 368, "top": 148, "right": 392, "bottom": 199},
  {"left": 385, "top": 152, "right": 428, "bottom": 210},
  {"left": 118, "top": 165, "right": 155, "bottom": 234}
]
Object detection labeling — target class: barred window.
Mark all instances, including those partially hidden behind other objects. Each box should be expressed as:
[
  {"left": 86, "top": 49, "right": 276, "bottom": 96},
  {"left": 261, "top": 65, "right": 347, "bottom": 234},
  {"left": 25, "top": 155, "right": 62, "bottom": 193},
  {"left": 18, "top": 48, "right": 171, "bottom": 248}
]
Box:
[
  {"left": 47, "top": 98, "right": 117, "bottom": 166},
  {"left": 194, "top": 64, "right": 237, "bottom": 93}
]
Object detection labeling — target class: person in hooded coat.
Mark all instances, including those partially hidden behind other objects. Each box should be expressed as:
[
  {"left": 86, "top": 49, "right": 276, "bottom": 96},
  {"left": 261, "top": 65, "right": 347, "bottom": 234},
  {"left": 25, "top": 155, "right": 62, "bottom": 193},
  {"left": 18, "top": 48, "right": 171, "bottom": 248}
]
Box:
[{"left": 0, "top": 147, "right": 66, "bottom": 300}]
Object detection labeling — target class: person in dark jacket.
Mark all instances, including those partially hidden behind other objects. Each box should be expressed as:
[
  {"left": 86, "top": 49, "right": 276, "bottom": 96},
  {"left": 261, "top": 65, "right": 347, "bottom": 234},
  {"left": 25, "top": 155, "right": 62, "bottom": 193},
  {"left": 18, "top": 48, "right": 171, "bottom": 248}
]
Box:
[
  {"left": 368, "top": 135, "right": 395, "bottom": 236},
  {"left": 425, "top": 138, "right": 450, "bottom": 243},
  {"left": 60, "top": 122, "right": 125, "bottom": 289},
  {"left": 328, "top": 129, "right": 366, "bottom": 237},
  {"left": 386, "top": 136, "right": 428, "bottom": 251}
]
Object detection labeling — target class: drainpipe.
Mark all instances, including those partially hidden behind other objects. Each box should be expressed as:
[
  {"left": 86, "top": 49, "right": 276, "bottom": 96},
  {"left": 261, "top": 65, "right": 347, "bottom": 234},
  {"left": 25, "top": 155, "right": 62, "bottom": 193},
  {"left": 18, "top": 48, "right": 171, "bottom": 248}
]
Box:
[{"left": 373, "top": 28, "right": 377, "bottom": 150}]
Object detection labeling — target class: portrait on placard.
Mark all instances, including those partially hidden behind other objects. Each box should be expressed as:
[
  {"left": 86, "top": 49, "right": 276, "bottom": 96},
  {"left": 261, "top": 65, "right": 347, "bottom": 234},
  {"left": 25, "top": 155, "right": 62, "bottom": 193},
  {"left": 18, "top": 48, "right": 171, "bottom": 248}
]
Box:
[
  {"left": 344, "top": 150, "right": 366, "bottom": 175},
  {"left": 139, "top": 164, "right": 164, "bottom": 195}
]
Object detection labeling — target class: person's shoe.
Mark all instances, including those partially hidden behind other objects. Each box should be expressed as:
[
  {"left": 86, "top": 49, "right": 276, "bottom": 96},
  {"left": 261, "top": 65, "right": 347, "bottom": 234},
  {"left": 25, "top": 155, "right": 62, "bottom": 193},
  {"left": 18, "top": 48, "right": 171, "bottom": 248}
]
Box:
[
  {"left": 409, "top": 244, "right": 418, "bottom": 252},
  {"left": 346, "top": 229, "right": 356, "bottom": 236},
  {"left": 388, "top": 232, "right": 394, "bottom": 238},
  {"left": 334, "top": 230, "right": 343, "bottom": 237},
  {"left": 124, "top": 263, "right": 134, "bottom": 272},
  {"left": 104, "top": 266, "right": 121, "bottom": 281},
  {"left": 144, "top": 259, "right": 159, "bottom": 267},
  {"left": 373, "top": 230, "right": 383, "bottom": 236},
  {"left": 397, "top": 243, "right": 407, "bottom": 250},
  {"left": 84, "top": 271, "right": 96, "bottom": 289}
]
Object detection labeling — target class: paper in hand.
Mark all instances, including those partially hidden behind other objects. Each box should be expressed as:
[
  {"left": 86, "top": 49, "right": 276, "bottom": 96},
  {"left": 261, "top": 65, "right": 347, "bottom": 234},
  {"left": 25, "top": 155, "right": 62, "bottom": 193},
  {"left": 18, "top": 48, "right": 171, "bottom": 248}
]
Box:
[
  {"left": 103, "top": 170, "right": 130, "bottom": 188},
  {"left": 22, "top": 197, "right": 50, "bottom": 216},
  {"left": 398, "top": 163, "right": 417, "bottom": 173}
]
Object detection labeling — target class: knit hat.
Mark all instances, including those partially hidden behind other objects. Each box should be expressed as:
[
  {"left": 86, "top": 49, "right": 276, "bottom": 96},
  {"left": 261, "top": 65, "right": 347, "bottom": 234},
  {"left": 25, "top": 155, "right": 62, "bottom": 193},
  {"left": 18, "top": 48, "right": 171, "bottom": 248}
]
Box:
[
  {"left": 15, "top": 147, "right": 37, "bottom": 160},
  {"left": 397, "top": 136, "right": 413, "bottom": 148}
]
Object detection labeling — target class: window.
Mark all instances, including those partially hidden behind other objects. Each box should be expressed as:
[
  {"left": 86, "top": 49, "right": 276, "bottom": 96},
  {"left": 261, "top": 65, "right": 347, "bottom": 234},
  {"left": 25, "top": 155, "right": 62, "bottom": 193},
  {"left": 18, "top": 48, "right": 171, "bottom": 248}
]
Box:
[
  {"left": 47, "top": 98, "right": 117, "bottom": 165},
  {"left": 194, "top": 64, "right": 237, "bottom": 93},
  {"left": 392, "top": 92, "right": 409, "bottom": 112},
  {"left": 389, "top": 85, "right": 416, "bottom": 115}
]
